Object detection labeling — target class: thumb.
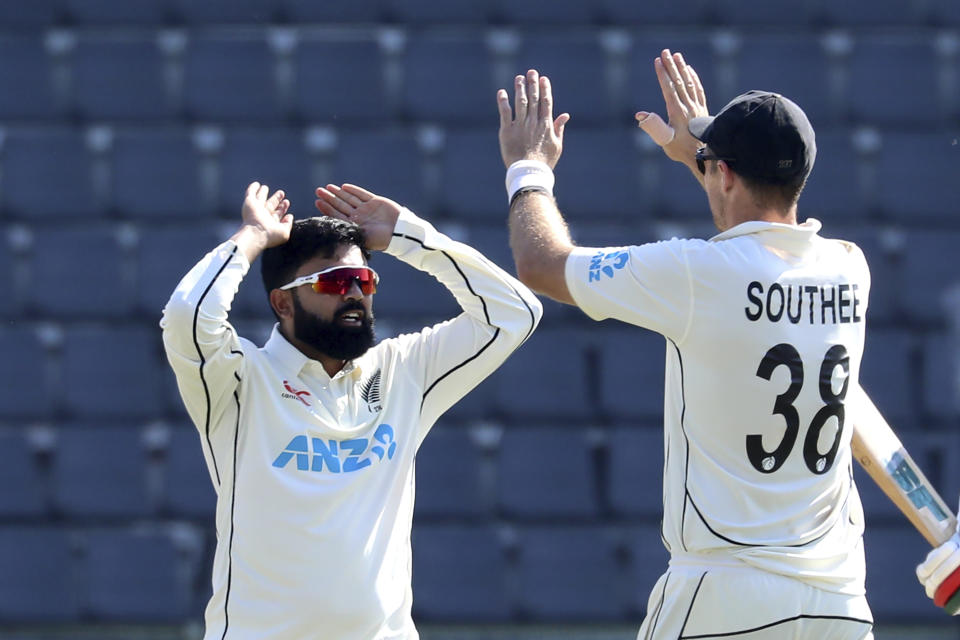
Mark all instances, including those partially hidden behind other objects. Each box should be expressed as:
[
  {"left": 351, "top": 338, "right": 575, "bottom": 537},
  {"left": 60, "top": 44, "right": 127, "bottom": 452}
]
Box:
[
  {"left": 554, "top": 112, "right": 570, "bottom": 139},
  {"left": 636, "top": 111, "right": 675, "bottom": 147}
]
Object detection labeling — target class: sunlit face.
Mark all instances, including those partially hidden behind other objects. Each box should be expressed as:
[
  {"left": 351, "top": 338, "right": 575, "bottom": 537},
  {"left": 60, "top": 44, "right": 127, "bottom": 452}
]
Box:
[{"left": 287, "top": 244, "right": 376, "bottom": 360}]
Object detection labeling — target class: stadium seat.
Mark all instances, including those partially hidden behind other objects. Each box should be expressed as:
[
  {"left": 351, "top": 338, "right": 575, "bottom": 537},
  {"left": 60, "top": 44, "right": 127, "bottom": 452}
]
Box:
[
  {"left": 515, "top": 526, "right": 624, "bottom": 620},
  {"left": 0, "top": 1, "right": 61, "bottom": 28},
  {"left": 136, "top": 226, "right": 223, "bottom": 317},
  {"left": 847, "top": 36, "right": 940, "bottom": 127},
  {"left": 863, "top": 524, "right": 935, "bottom": 621},
  {"left": 875, "top": 133, "right": 960, "bottom": 224},
  {"left": 0, "top": 327, "right": 49, "bottom": 420},
  {"left": 53, "top": 426, "right": 152, "bottom": 519},
  {"left": 365, "top": 251, "right": 458, "bottom": 318},
  {"left": 709, "top": 0, "right": 816, "bottom": 26},
  {"left": 800, "top": 130, "right": 867, "bottom": 223},
  {"left": 515, "top": 33, "right": 615, "bottom": 124},
  {"left": 860, "top": 328, "right": 916, "bottom": 430},
  {"left": 183, "top": 33, "right": 282, "bottom": 122},
  {"left": 497, "top": 427, "right": 598, "bottom": 518},
  {"left": 650, "top": 150, "right": 711, "bottom": 220},
  {"left": 217, "top": 128, "right": 313, "bottom": 217},
  {"left": 400, "top": 33, "right": 497, "bottom": 124},
  {"left": 415, "top": 426, "right": 487, "bottom": 518},
  {"left": 0, "top": 238, "right": 13, "bottom": 318},
  {"left": 734, "top": 35, "right": 835, "bottom": 127},
  {"left": 921, "top": 333, "right": 959, "bottom": 420},
  {"left": 821, "top": 0, "right": 928, "bottom": 26},
  {"left": 411, "top": 525, "right": 509, "bottom": 620},
  {"left": 63, "top": 0, "right": 169, "bottom": 24},
  {"left": 163, "top": 426, "right": 217, "bottom": 519},
  {"left": 599, "top": 0, "right": 709, "bottom": 24},
  {"left": 170, "top": 0, "right": 281, "bottom": 24},
  {"left": 0, "top": 528, "right": 79, "bottom": 621},
  {"left": 294, "top": 33, "right": 388, "bottom": 123},
  {"left": 82, "top": 529, "right": 189, "bottom": 620},
  {"left": 112, "top": 129, "right": 203, "bottom": 218},
  {"left": 499, "top": 0, "right": 598, "bottom": 25},
  {"left": 437, "top": 129, "right": 505, "bottom": 220},
  {"left": 625, "top": 523, "right": 670, "bottom": 617},
  {"left": 2, "top": 128, "right": 100, "bottom": 219},
  {"left": 282, "top": 0, "right": 386, "bottom": 22},
  {"left": 0, "top": 37, "right": 63, "bottom": 120},
  {"left": 27, "top": 228, "right": 129, "bottom": 318},
  {"left": 597, "top": 329, "right": 666, "bottom": 421},
  {"left": 331, "top": 129, "right": 427, "bottom": 214},
  {"left": 385, "top": 0, "right": 491, "bottom": 24},
  {"left": 492, "top": 328, "right": 593, "bottom": 420},
  {"left": 61, "top": 326, "right": 163, "bottom": 419},
  {"left": 899, "top": 231, "right": 960, "bottom": 324},
  {"left": 553, "top": 128, "right": 645, "bottom": 221},
  {"left": 608, "top": 426, "right": 664, "bottom": 517},
  {"left": 931, "top": 0, "right": 960, "bottom": 26},
  {"left": 0, "top": 430, "right": 45, "bottom": 517},
  {"left": 73, "top": 35, "right": 175, "bottom": 120}
]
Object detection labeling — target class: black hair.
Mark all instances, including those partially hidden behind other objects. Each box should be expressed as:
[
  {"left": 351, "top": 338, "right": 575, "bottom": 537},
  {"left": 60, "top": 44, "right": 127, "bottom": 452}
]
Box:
[
  {"left": 709, "top": 160, "right": 808, "bottom": 211},
  {"left": 260, "top": 217, "right": 370, "bottom": 313}
]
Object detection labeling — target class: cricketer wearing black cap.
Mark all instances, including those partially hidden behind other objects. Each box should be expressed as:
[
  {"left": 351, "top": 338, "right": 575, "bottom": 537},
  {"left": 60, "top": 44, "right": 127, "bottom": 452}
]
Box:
[{"left": 688, "top": 90, "right": 817, "bottom": 231}]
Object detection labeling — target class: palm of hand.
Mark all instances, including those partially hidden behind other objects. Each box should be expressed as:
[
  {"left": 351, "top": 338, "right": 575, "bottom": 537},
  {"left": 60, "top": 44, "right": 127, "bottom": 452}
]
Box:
[{"left": 351, "top": 198, "right": 401, "bottom": 251}]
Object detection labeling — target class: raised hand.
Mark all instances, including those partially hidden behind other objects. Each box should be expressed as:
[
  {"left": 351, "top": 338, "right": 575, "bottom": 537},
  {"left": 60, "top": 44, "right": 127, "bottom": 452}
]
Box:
[
  {"left": 636, "top": 49, "right": 709, "bottom": 168},
  {"left": 497, "top": 69, "right": 570, "bottom": 168},
  {"left": 241, "top": 181, "right": 293, "bottom": 248},
  {"left": 314, "top": 183, "right": 400, "bottom": 252}
]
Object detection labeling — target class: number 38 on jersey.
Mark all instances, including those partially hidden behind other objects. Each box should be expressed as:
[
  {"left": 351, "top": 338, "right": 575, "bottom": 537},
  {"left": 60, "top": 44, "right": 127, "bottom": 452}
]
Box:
[{"left": 749, "top": 343, "right": 850, "bottom": 475}]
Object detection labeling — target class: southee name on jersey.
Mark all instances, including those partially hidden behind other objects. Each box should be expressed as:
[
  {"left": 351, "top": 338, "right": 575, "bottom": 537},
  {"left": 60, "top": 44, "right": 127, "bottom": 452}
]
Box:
[{"left": 745, "top": 281, "right": 863, "bottom": 325}]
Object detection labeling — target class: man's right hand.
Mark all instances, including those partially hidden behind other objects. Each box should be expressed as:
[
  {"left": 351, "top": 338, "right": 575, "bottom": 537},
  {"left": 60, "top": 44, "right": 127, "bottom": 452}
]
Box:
[
  {"left": 636, "top": 49, "right": 709, "bottom": 173},
  {"left": 497, "top": 69, "right": 570, "bottom": 169},
  {"left": 232, "top": 181, "right": 292, "bottom": 264}
]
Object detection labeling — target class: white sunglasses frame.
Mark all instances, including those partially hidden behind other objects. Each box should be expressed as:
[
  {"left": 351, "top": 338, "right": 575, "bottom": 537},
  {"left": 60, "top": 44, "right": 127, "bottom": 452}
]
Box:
[{"left": 278, "top": 265, "right": 380, "bottom": 293}]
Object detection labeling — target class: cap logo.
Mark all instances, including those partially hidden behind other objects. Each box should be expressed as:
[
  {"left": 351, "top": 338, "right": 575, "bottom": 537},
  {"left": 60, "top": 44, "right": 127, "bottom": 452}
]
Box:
[{"left": 778, "top": 159, "right": 793, "bottom": 169}]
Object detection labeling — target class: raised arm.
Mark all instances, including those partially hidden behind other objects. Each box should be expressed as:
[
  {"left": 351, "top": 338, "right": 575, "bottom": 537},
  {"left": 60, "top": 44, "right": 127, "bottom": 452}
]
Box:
[
  {"left": 316, "top": 183, "right": 543, "bottom": 434},
  {"left": 161, "top": 182, "right": 291, "bottom": 431}
]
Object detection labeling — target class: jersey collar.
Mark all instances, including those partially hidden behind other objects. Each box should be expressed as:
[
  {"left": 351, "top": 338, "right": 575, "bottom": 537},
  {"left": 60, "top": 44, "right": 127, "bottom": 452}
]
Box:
[
  {"left": 709, "top": 218, "right": 822, "bottom": 243},
  {"left": 263, "top": 324, "right": 363, "bottom": 379}
]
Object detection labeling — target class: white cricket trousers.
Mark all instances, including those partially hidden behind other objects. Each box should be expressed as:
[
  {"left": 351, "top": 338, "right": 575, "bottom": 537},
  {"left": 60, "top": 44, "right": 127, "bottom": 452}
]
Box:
[{"left": 637, "top": 563, "right": 873, "bottom": 640}]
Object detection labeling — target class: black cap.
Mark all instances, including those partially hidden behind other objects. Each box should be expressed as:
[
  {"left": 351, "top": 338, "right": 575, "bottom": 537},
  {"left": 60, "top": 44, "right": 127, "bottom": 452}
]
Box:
[{"left": 688, "top": 90, "right": 816, "bottom": 183}]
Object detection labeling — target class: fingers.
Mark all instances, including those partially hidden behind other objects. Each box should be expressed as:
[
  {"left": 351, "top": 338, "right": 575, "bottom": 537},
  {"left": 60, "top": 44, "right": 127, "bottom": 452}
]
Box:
[
  {"left": 554, "top": 112, "right": 570, "bottom": 140},
  {"left": 688, "top": 65, "right": 707, "bottom": 108},
  {"left": 661, "top": 49, "right": 693, "bottom": 107},
  {"left": 497, "top": 88, "right": 512, "bottom": 128},
  {"left": 246, "top": 181, "right": 261, "bottom": 199},
  {"left": 266, "top": 189, "right": 285, "bottom": 212},
  {"left": 654, "top": 56, "right": 682, "bottom": 115},
  {"left": 256, "top": 183, "right": 269, "bottom": 202},
  {"left": 340, "top": 183, "right": 375, "bottom": 202},
  {"left": 539, "top": 75, "right": 553, "bottom": 122},
  {"left": 635, "top": 111, "right": 675, "bottom": 146},
  {"left": 525, "top": 69, "right": 539, "bottom": 122},
  {"left": 315, "top": 185, "right": 355, "bottom": 217},
  {"left": 514, "top": 74, "right": 528, "bottom": 122}
]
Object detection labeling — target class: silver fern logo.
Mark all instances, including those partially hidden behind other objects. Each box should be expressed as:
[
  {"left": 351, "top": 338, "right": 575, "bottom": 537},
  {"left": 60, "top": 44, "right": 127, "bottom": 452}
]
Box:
[{"left": 360, "top": 369, "right": 382, "bottom": 412}]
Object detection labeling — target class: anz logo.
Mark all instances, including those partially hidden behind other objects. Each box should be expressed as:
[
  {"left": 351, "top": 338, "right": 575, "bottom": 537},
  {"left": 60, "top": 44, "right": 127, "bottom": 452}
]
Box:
[
  {"left": 588, "top": 249, "right": 629, "bottom": 282},
  {"left": 272, "top": 424, "right": 398, "bottom": 474}
]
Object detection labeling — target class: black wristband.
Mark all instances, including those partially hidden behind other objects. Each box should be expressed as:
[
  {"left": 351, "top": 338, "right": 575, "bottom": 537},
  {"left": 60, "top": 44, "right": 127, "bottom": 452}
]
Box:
[{"left": 509, "top": 185, "right": 551, "bottom": 207}]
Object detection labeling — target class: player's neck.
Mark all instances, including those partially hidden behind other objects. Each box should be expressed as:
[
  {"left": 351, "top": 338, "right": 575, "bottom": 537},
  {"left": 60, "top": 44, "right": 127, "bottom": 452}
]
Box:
[{"left": 723, "top": 191, "right": 798, "bottom": 229}]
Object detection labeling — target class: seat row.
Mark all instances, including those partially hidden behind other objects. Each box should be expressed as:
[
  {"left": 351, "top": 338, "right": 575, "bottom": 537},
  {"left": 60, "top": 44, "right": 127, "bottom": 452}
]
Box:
[
  {"left": 3, "top": 28, "right": 960, "bottom": 127},
  {"left": 0, "top": 520, "right": 939, "bottom": 623},
  {"left": 3, "top": 0, "right": 960, "bottom": 29},
  {"left": 1, "top": 421, "right": 958, "bottom": 522},
  {"left": 1, "top": 125, "right": 958, "bottom": 224}
]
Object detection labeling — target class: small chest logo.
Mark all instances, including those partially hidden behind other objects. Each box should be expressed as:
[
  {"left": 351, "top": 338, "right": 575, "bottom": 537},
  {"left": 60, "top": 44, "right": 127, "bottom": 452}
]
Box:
[
  {"left": 588, "top": 249, "right": 629, "bottom": 282},
  {"left": 281, "top": 380, "right": 311, "bottom": 407},
  {"left": 360, "top": 369, "right": 383, "bottom": 412}
]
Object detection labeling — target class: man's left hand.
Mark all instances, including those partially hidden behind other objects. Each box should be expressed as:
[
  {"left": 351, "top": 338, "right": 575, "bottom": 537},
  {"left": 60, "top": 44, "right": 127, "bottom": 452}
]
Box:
[
  {"left": 918, "top": 530, "right": 960, "bottom": 614},
  {"left": 314, "top": 183, "right": 400, "bottom": 251},
  {"left": 497, "top": 69, "right": 570, "bottom": 169}
]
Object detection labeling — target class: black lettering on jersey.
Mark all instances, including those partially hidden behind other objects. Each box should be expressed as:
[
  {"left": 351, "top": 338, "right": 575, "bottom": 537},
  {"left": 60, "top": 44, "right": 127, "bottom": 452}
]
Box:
[
  {"left": 766, "top": 283, "right": 785, "bottom": 322},
  {"left": 745, "top": 281, "right": 763, "bottom": 321},
  {"left": 746, "top": 282, "right": 864, "bottom": 325}
]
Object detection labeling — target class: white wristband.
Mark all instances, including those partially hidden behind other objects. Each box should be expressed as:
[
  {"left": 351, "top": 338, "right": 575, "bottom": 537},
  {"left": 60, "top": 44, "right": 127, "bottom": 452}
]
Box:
[{"left": 505, "top": 160, "right": 555, "bottom": 204}]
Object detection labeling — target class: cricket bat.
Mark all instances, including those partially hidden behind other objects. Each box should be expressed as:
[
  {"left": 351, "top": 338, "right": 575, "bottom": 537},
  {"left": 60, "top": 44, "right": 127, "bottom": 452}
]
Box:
[{"left": 850, "top": 386, "right": 957, "bottom": 547}]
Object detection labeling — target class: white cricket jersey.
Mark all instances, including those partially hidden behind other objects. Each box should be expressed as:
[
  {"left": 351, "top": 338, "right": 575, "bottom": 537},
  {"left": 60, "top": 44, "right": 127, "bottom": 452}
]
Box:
[
  {"left": 161, "top": 208, "right": 542, "bottom": 640},
  {"left": 566, "top": 219, "right": 871, "bottom": 595}
]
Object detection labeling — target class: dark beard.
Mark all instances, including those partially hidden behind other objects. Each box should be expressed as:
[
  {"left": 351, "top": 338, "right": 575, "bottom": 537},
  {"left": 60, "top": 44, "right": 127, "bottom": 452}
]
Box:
[{"left": 292, "top": 293, "right": 375, "bottom": 361}]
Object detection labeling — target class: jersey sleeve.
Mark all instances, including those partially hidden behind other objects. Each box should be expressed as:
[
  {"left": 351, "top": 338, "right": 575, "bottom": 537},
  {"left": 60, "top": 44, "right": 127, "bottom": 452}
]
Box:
[
  {"left": 565, "top": 240, "right": 694, "bottom": 342},
  {"left": 160, "top": 240, "right": 247, "bottom": 434},
  {"left": 385, "top": 208, "right": 543, "bottom": 441}
]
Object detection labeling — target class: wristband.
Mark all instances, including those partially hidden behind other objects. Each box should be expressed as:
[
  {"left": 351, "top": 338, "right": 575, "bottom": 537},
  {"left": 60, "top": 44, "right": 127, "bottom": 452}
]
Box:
[
  {"left": 505, "top": 160, "right": 554, "bottom": 204},
  {"left": 509, "top": 185, "right": 551, "bottom": 207}
]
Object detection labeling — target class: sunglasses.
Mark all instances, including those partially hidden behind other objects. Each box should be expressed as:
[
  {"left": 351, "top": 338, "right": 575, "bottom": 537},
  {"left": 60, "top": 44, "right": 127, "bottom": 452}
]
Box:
[
  {"left": 696, "top": 147, "right": 735, "bottom": 175},
  {"left": 279, "top": 265, "right": 380, "bottom": 296}
]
